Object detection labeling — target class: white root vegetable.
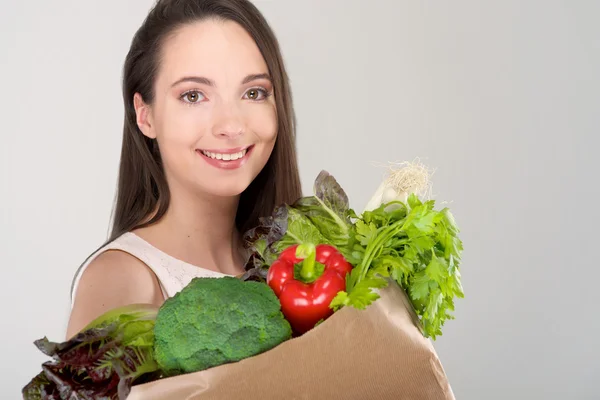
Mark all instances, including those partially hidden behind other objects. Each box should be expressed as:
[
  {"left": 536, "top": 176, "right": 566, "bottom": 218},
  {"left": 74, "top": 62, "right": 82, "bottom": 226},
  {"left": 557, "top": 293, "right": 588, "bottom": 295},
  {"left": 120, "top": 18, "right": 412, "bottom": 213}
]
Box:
[
  {"left": 382, "top": 186, "right": 402, "bottom": 204},
  {"left": 363, "top": 181, "right": 387, "bottom": 212},
  {"left": 363, "top": 160, "right": 432, "bottom": 212}
]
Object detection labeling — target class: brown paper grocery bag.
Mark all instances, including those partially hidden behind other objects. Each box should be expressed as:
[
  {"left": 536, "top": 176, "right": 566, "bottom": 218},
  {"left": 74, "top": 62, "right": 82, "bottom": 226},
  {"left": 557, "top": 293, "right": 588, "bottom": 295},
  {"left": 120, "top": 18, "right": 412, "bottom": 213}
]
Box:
[{"left": 127, "top": 282, "right": 455, "bottom": 400}]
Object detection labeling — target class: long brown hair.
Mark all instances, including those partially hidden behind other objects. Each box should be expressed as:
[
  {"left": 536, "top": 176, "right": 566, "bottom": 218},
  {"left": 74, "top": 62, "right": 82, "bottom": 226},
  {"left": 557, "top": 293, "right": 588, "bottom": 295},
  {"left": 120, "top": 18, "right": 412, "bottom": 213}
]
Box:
[{"left": 71, "top": 0, "right": 301, "bottom": 295}]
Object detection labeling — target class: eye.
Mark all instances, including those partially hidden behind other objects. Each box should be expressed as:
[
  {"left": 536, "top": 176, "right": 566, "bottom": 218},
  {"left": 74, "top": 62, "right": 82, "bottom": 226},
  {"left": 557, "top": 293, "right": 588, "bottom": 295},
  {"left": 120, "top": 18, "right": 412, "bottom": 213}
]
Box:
[
  {"left": 244, "top": 87, "right": 270, "bottom": 101},
  {"left": 180, "top": 90, "right": 205, "bottom": 104}
]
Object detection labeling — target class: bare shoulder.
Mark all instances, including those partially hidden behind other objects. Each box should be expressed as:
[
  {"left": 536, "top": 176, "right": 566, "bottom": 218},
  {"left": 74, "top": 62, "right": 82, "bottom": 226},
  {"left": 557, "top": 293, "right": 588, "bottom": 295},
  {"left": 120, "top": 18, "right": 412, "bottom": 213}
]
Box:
[{"left": 66, "top": 250, "right": 164, "bottom": 339}]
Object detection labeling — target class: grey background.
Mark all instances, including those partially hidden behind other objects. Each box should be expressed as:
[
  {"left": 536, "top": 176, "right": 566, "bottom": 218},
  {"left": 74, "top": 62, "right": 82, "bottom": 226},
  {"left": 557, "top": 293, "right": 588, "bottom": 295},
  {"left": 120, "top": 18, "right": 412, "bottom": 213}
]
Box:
[{"left": 1, "top": 1, "right": 598, "bottom": 399}]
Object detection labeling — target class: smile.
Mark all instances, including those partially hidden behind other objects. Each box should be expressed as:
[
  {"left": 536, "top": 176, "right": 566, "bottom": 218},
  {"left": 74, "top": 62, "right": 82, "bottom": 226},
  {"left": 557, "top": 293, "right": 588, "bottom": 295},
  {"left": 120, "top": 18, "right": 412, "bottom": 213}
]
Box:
[
  {"left": 200, "top": 148, "right": 248, "bottom": 161},
  {"left": 196, "top": 145, "right": 253, "bottom": 170}
]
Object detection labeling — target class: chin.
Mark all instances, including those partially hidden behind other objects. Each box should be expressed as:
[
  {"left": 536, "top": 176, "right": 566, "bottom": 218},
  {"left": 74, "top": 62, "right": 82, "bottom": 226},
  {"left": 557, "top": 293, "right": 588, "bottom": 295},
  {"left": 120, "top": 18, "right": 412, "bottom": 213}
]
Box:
[
  {"left": 196, "top": 174, "right": 256, "bottom": 198},
  {"left": 207, "top": 184, "right": 249, "bottom": 198}
]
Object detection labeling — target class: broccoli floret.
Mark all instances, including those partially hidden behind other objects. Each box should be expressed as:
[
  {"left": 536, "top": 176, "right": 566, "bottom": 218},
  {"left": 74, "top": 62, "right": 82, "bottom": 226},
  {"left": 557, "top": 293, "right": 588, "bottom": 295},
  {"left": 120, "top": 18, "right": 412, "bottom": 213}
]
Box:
[{"left": 153, "top": 277, "right": 292, "bottom": 375}]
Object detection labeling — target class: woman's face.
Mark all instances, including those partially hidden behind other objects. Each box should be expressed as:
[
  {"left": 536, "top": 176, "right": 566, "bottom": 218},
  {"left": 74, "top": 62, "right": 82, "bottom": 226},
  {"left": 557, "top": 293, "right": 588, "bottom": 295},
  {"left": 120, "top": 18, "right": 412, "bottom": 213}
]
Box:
[{"left": 134, "top": 19, "right": 277, "bottom": 199}]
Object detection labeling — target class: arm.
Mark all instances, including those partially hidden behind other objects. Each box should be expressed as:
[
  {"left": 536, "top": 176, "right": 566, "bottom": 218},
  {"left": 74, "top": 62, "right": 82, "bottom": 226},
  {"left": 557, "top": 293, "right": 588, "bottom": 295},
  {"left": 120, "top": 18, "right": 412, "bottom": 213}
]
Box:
[{"left": 66, "top": 250, "right": 165, "bottom": 339}]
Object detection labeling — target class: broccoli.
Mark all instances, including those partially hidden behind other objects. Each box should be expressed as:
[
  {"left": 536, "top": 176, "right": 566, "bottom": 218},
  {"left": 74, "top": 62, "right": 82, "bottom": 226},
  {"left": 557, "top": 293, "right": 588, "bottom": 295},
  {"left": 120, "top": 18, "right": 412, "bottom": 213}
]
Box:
[{"left": 153, "top": 276, "right": 292, "bottom": 375}]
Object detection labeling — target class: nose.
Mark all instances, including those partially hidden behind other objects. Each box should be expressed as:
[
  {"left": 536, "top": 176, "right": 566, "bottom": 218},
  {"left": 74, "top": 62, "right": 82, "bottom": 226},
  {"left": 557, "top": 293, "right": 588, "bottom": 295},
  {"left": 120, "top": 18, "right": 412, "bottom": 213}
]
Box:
[{"left": 211, "top": 102, "right": 244, "bottom": 138}]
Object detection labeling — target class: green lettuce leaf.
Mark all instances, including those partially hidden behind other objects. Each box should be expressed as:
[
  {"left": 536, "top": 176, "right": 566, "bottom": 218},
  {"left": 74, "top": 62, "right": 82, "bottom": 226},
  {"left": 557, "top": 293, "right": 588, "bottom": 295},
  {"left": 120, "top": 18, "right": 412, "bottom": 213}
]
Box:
[
  {"left": 242, "top": 170, "right": 357, "bottom": 271},
  {"left": 292, "top": 171, "right": 354, "bottom": 249}
]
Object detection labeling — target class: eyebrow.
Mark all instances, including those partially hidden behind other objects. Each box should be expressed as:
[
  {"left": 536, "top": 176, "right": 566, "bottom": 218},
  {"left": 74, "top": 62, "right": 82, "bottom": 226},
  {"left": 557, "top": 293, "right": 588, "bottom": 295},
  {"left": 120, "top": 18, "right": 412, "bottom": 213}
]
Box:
[{"left": 171, "top": 73, "right": 272, "bottom": 87}]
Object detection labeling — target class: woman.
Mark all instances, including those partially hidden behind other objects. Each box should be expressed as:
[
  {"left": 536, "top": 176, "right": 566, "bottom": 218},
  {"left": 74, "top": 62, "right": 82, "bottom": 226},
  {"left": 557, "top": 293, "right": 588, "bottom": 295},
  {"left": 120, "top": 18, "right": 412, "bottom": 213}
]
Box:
[{"left": 67, "top": 0, "right": 302, "bottom": 339}]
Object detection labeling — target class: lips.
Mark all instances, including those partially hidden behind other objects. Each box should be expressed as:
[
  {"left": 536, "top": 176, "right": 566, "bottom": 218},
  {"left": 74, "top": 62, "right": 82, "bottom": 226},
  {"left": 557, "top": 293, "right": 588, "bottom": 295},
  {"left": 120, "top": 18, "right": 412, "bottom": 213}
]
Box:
[{"left": 196, "top": 145, "right": 254, "bottom": 170}]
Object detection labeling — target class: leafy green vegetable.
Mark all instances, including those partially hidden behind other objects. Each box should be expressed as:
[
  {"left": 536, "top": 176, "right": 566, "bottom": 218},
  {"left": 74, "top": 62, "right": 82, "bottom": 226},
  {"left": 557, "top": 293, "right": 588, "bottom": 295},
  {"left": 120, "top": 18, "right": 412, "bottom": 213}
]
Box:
[
  {"left": 22, "top": 304, "right": 161, "bottom": 400},
  {"left": 153, "top": 277, "right": 292, "bottom": 375},
  {"left": 243, "top": 171, "right": 357, "bottom": 270},
  {"left": 291, "top": 171, "right": 355, "bottom": 250},
  {"left": 332, "top": 194, "right": 464, "bottom": 339},
  {"left": 274, "top": 207, "right": 328, "bottom": 251}
]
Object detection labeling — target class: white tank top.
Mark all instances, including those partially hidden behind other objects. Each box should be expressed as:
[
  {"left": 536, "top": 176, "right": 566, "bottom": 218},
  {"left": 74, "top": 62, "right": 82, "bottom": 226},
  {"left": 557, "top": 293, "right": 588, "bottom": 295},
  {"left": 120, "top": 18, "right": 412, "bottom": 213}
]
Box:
[{"left": 70, "top": 232, "right": 234, "bottom": 308}]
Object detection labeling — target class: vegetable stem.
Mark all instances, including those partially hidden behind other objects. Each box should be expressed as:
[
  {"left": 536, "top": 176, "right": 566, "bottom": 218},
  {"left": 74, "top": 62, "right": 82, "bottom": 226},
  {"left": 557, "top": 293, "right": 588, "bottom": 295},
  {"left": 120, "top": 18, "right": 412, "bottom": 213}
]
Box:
[
  {"left": 297, "top": 244, "right": 317, "bottom": 281},
  {"left": 356, "top": 219, "right": 405, "bottom": 285}
]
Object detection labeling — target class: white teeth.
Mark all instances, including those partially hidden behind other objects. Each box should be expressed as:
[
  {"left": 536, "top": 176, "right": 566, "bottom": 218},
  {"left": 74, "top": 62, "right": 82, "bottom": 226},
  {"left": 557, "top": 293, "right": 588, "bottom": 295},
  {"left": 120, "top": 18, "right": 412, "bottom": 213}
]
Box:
[{"left": 201, "top": 149, "right": 247, "bottom": 161}]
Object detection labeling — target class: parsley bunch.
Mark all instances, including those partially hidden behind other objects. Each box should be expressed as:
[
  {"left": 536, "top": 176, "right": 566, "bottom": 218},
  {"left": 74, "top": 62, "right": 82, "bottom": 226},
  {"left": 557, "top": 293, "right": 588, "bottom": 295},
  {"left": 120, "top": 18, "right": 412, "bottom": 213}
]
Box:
[{"left": 332, "top": 194, "right": 464, "bottom": 339}]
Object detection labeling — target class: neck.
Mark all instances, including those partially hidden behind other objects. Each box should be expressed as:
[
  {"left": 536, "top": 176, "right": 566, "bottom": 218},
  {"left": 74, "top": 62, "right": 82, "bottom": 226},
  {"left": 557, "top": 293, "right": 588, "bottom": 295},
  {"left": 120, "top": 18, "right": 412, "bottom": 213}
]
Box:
[{"left": 136, "top": 187, "right": 246, "bottom": 276}]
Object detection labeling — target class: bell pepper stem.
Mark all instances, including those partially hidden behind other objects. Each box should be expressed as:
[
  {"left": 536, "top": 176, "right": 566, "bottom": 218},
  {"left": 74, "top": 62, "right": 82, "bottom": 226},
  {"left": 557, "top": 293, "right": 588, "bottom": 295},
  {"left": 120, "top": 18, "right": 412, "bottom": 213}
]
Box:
[{"left": 297, "top": 243, "right": 317, "bottom": 281}]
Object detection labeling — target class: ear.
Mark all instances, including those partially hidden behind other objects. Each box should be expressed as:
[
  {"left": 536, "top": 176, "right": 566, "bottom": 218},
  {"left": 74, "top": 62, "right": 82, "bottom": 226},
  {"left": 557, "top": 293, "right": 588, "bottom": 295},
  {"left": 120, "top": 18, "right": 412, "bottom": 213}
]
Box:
[{"left": 133, "top": 93, "right": 156, "bottom": 139}]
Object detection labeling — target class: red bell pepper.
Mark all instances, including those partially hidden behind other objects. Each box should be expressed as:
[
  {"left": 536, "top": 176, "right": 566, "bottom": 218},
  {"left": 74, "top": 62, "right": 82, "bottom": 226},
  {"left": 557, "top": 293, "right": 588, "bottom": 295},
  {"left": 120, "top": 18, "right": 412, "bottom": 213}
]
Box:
[{"left": 266, "top": 243, "right": 353, "bottom": 334}]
